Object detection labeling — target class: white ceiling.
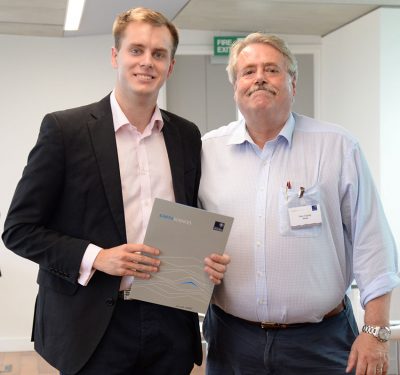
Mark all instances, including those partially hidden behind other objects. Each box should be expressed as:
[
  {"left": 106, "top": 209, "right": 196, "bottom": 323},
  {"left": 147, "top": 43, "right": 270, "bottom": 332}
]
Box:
[{"left": 0, "top": 0, "right": 399, "bottom": 38}]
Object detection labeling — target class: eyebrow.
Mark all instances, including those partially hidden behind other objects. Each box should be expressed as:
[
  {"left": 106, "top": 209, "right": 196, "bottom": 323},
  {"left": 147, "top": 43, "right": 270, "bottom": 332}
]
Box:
[
  {"left": 127, "top": 43, "right": 169, "bottom": 53},
  {"left": 240, "top": 62, "right": 281, "bottom": 70}
]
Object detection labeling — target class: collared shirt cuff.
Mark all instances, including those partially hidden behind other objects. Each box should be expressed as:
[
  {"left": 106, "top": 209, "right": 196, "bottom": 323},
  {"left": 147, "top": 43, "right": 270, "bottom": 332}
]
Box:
[
  {"left": 78, "top": 244, "right": 102, "bottom": 286},
  {"left": 359, "top": 272, "right": 400, "bottom": 308}
]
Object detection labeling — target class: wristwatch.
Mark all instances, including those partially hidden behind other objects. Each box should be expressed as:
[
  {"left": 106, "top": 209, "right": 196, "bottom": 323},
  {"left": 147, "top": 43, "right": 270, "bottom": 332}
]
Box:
[{"left": 361, "top": 325, "right": 391, "bottom": 342}]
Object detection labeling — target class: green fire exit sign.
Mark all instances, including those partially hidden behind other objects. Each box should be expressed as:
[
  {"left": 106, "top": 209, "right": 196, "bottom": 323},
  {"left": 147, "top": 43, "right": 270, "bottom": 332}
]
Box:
[{"left": 214, "top": 36, "right": 242, "bottom": 56}]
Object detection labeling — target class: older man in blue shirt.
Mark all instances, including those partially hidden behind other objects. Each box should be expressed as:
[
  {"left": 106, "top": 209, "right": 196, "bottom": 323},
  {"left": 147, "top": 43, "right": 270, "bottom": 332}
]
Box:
[{"left": 199, "top": 33, "right": 400, "bottom": 375}]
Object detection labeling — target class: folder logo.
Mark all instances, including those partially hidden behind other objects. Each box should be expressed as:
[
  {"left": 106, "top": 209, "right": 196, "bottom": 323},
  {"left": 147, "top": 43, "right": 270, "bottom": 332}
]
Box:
[
  {"left": 159, "top": 213, "right": 192, "bottom": 225},
  {"left": 213, "top": 221, "right": 225, "bottom": 232}
]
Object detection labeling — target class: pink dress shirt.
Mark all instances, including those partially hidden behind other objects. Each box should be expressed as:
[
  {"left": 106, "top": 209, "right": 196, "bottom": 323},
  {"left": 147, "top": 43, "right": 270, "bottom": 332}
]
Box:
[{"left": 78, "top": 91, "right": 175, "bottom": 289}]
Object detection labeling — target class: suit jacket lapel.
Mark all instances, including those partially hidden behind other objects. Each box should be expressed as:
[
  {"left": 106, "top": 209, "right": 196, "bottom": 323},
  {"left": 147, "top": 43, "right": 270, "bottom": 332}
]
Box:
[
  {"left": 85, "top": 102, "right": 186, "bottom": 242},
  {"left": 162, "top": 111, "right": 186, "bottom": 204},
  {"left": 87, "top": 95, "right": 126, "bottom": 242}
]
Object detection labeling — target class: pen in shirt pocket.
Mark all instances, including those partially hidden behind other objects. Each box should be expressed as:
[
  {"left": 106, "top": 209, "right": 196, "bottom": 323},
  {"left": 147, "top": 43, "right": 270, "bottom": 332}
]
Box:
[
  {"left": 285, "top": 180, "right": 292, "bottom": 200},
  {"left": 285, "top": 181, "right": 306, "bottom": 200}
]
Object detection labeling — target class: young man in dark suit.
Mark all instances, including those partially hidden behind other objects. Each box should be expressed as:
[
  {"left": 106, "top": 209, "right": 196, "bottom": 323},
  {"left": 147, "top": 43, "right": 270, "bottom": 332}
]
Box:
[{"left": 2, "top": 7, "right": 230, "bottom": 375}]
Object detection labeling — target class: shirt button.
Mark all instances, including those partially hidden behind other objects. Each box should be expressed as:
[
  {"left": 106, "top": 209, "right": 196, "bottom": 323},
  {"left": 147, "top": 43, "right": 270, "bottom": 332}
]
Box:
[
  {"left": 256, "top": 241, "right": 261, "bottom": 247},
  {"left": 105, "top": 298, "right": 115, "bottom": 307}
]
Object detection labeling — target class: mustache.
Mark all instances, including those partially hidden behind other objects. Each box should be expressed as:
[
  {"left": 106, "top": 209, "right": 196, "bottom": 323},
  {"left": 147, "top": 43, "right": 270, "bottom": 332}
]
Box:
[{"left": 247, "top": 84, "right": 278, "bottom": 97}]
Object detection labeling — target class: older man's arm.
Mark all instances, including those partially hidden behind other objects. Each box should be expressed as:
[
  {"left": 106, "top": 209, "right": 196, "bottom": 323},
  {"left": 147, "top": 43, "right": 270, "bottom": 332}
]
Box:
[{"left": 346, "top": 293, "right": 391, "bottom": 375}]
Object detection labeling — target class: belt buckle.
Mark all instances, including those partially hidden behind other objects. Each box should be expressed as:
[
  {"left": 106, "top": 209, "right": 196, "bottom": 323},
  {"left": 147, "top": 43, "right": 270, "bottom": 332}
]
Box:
[{"left": 260, "top": 322, "right": 289, "bottom": 329}]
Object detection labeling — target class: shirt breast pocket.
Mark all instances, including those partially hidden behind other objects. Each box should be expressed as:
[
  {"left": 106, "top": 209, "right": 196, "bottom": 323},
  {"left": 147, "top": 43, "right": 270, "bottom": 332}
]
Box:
[{"left": 278, "top": 184, "right": 322, "bottom": 237}]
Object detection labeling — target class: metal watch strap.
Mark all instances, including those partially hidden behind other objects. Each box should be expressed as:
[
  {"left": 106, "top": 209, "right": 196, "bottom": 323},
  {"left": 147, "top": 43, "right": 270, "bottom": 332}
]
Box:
[
  {"left": 362, "top": 325, "right": 379, "bottom": 336},
  {"left": 362, "top": 324, "right": 391, "bottom": 342}
]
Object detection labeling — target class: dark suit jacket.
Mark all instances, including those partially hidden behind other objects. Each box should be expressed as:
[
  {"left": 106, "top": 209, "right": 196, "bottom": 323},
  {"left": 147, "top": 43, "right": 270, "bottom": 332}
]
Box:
[{"left": 2, "top": 94, "right": 202, "bottom": 373}]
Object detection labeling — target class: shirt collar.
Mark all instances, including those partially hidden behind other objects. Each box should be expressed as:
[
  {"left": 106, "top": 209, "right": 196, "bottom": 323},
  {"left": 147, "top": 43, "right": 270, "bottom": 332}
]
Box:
[
  {"left": 226, "top": 117, "right": 249, "bottom": 145},
  {"left": 227, "top": 112, "right": 295, "bottom": 147},
  {"left": 110, "top": 90, "right": 164, "bottom": 133},
  {"left": 280, "top": 113, "right": 295, "bottom": 147}
]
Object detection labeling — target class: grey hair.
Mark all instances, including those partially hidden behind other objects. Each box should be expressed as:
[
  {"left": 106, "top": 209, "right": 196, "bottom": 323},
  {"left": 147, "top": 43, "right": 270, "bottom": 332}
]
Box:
[{"left": 226, "top": 33, "right": 298, "bottom": 84}]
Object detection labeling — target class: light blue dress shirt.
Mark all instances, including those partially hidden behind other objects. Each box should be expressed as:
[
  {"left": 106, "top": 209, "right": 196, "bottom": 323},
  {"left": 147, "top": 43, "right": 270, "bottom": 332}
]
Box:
[{"left": 199, "top": 113, "right": 400, "bottom": 323}]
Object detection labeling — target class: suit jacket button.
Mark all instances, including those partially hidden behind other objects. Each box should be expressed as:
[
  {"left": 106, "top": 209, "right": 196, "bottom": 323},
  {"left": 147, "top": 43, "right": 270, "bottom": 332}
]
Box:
[{"left": 105, "top": 298, "right": 115, "bottom": 306}]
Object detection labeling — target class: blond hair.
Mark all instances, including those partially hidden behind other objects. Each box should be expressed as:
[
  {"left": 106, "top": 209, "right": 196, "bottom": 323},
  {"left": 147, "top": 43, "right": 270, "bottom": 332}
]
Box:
[{"left": 112, "top": 7, "right": 179, "bottom": 58}]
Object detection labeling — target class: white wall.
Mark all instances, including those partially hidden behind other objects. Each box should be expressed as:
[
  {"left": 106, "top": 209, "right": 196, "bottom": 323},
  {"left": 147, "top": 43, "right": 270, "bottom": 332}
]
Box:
[
  {"left": 0, "top": 34, "right": 116, "bottom": 350},
  {"left": 321, "top": 6, "right": 400, "bottom": 331},
  {"left": 321, "top": 9, "right": 381, "bottom": 185},
  {"left": 380, "top": 8, "right": 400, "bottom": 258},
  {"left": 321, "top": 7, "right": 400, "bottom": 251}
]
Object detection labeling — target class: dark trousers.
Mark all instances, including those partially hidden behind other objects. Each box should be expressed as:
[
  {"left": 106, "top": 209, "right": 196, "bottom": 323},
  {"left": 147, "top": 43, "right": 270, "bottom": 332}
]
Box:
[
  {"left": 204, "top": 296, "right": 358, "bottom": 375},
  {"left": 62, "top": 298, "right": 196, "bottom": 375}
]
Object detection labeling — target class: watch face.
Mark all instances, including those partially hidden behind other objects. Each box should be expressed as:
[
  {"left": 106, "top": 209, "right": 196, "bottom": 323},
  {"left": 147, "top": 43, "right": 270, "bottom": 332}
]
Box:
[{"left": 378, "top": 328, "right": 391, "bottom": 341}]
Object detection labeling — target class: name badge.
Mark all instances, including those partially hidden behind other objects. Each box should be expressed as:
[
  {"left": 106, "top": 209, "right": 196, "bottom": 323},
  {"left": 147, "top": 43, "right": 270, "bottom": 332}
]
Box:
[{"left": 288, "top": 204, "right": 322, "bottom": 228}]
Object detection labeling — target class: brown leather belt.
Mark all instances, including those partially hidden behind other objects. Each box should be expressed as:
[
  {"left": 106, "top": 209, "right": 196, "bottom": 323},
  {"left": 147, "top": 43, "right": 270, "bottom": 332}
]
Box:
[{"left": 239, "top": 300, "right": 345, "bottom": 329}]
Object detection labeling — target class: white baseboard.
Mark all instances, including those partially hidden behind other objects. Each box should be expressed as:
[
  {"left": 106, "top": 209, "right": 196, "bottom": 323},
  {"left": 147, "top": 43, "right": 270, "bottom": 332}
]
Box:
[{"left": 0, "top": 338, "right": 34, "bottom": 352}]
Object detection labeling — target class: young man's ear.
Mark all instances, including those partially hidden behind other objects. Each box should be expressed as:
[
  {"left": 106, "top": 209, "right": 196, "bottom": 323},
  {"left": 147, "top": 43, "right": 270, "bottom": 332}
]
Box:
[
  {"left": 111, "top": 47, "right": 119, "bottom": 69},
  {"left": 166, "top": 58, "right": 176, "bottom": 79}
]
